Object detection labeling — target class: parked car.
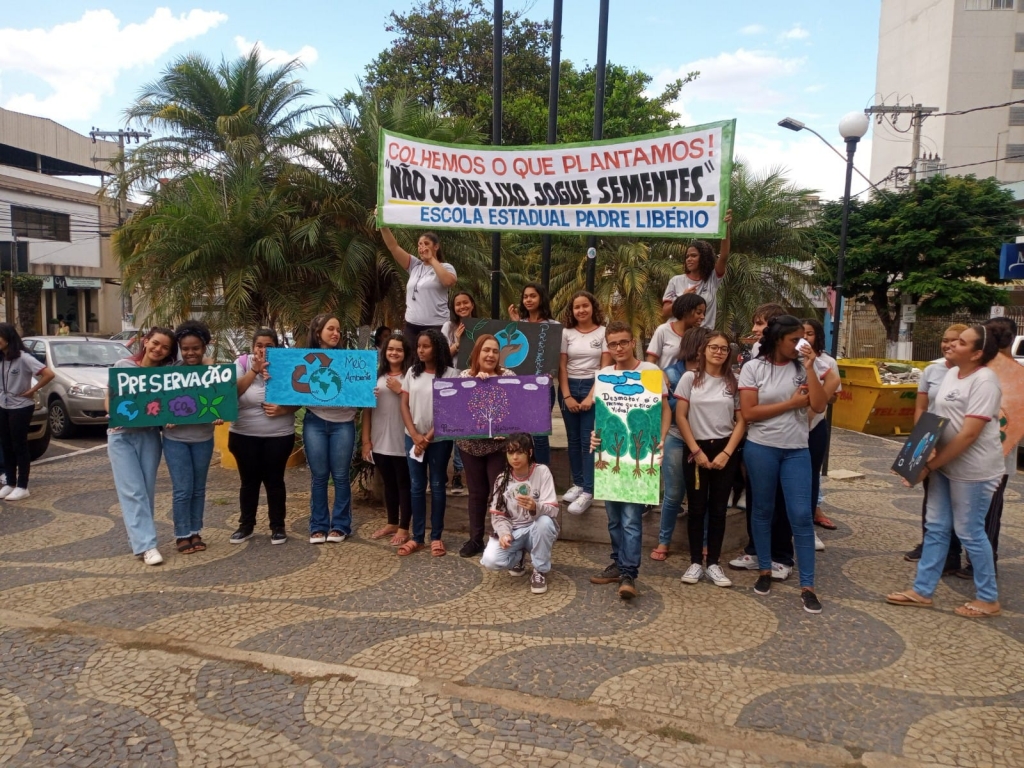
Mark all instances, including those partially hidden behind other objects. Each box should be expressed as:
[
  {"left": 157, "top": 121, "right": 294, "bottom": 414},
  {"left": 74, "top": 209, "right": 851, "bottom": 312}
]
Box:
[
  {"left": 24, "top": 336, "right": 132, "bottom": 438},
  {"left": 109, "top": 329, "right": 141, "bottom": 354},
  {"left": 1013, "top": 335, "right": 1024, "bottom": 367}
]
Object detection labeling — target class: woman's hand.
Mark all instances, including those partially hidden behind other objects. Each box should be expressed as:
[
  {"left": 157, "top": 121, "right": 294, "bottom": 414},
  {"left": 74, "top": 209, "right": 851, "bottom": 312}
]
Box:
[
  {"left": 476, "top": 371, "right": 494, "bottom": 380},
  {"left": 694, "top": 450, "right": 712, "bottom": 469},
  {"left": 414, "top": 433, "right": 430, "bottom": 451},
  {"left": 508, "top": 304, "right": 521, "bottom": 321},
  {"left": 262, "top": 403, "right": 290, "bottom": 418},
  {"left": 710, "top": 452, "right": 730, "bottom": 470},
  {"left": 499, "top": 533, "right": 513, "bottom": 549},
  {"left": 563, "top": 395, "right": 580, "bottom": 413},
  {"left": 589, "top": 432, "right": 602, "bottom": 452},
  {"left": 455, "top": 324, "right": 466, "bottom": 339},
  {"left": 579, "top": 394, "right": 594, "bottom": 411},
  {"left": 789, "top": 386, "right": 810, "bottom": 410},
  {"left": 250, "top": 352, "right": 268, "bottom": 376},
  {"left": 385, "top": 376, "right": 402, "bottom": 394},
  {"left": 515, "top": 494, "right": 536, "bottom": 514},
  {"left": 362, "top": 443, "right": 373, "bottom": 462},
  {"left": 801, "top": 345, "right": 818, "bottom": 370},
  {"left": 213, "top": 419, "right": 225, "bottom": 427}
]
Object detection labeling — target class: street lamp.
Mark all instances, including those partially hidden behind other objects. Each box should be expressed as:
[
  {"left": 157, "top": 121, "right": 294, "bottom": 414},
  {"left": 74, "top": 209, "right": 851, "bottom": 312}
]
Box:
[{"left": 779, "top": 111, "right": 869, "bottom": 474}]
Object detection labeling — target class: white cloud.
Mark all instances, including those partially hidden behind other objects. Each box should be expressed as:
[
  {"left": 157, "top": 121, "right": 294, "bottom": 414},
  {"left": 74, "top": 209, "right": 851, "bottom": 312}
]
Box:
[
  {"left": 736, "top": 132, "right": 873, "bottom": 202},
  {"left": 804, "top": 84, "right": 825, "bottom": 93},
  {"left": 739, "top": 24, "right": 765, "bottom": 35},
  {"left": 234, "top": 36, "right": 318, "bottom": 67},
  {"left": 780, "top": 24, "right": 810, "bottom": 40},
  {"left": 0, "top": 8, "right": 227, "bottom": 122}
]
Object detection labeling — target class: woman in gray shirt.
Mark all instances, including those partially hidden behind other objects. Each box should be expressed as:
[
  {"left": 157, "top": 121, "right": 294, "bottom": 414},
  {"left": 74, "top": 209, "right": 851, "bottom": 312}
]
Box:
[{"left": 0, "top": 323, "right": 54, "bottom": 501}]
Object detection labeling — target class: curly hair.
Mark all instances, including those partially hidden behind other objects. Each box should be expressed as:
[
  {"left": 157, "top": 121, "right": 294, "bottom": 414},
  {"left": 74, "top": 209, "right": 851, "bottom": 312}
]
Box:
[
  {"left": 564, "top": 291, "right": 605, "bottom": 328},
  {"left": 687, "top": 239, "right": 717, "bottom": 282},
  {"left": 411, "top": 328, "right": 454, "bottom": 378},
  {"left": 671, "top": 293, "right": 707, "bottom": 322},
  {"left": 173, "top": 319, "right": 212, "bottom": 347}
]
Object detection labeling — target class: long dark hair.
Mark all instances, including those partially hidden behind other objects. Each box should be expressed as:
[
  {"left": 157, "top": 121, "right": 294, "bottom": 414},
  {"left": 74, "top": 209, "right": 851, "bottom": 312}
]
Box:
[
  {"left": 984, "top": 317, "right": 1017, "bottom": 351},
  {"left": 518, "top": 282, "right": 553, "bottom": 322},
  {"left": 420, "top": 231, "right": 443, "bottom": 261},
  {"left": 493, "top": 433, "right": 535, "bottom": 516},
  {"left": 307, "top": 313, "right": 340, "bottom": 349},
  {"left": 968, "top": 324, "right": 1000, "bottom": 365},
  {"left": 800, "top": 318, "right": 826, "bottom": 355},
  {"left": 377, "top": 333, "right": 412, "bottom": 378},
  {"left": 449, "top": 291, "right": 478, "bottom": 325},
  {"left": 410, "top": 328, "right": 453, "bottom": 378},
  {"left": 672, "top": 293, "right": 707, "bottom": 323},
  {"left": 174, "top": 319, "right": 212, "bottom": 349},
  {"left": 130, "top": 326, "right": 178, "bottom": 365},
  {"left": 678, "top": 326, "right": 711, "bottom": 365},
  {"left": 564, "top": 290, "right": 605, "bottom": 328},
  {"left": 687, "top": 239, "right": 716, "bottom": 282},
  {"left": 0, "top": 322, "right": 26, "bottom": 361},
  {"left": 694, "top": 331, "right": 738, "bottom": 394},
  {"left": 757, "top": 315, "right": 804, "bottom": 372}
]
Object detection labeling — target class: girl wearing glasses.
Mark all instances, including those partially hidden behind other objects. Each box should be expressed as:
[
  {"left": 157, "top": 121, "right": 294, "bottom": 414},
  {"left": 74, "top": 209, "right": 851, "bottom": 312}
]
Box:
[{"left": 379, "top": 226, "right": 458, "bottom": 339}]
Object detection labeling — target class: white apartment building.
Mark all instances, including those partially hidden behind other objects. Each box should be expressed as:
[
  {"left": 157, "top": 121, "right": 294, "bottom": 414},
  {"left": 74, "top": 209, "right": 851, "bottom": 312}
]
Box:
[{"left": 871, "top": 0, "right": 1024, "bottom": 187}]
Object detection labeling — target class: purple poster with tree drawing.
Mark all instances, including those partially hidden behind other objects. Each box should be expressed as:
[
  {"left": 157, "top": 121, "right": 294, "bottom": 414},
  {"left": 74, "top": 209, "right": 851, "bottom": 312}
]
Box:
[{"left": 433, "top": 375, "right": 553, "bottom": 439}]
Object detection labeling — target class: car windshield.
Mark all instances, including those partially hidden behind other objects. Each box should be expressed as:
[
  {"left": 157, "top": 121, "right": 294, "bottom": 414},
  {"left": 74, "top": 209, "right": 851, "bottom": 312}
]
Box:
[{"left": 50, "top": 342, "right": 132, "bottom": 368}]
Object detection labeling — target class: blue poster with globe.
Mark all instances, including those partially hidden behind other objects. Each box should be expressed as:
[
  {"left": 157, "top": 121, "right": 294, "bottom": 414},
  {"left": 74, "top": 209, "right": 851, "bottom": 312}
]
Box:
[
  {"left": 264, "top": 349, "right": 377, "bottom": 408},
  {"left": 455, "top": 320, "right": 562, "bottom": 377}
]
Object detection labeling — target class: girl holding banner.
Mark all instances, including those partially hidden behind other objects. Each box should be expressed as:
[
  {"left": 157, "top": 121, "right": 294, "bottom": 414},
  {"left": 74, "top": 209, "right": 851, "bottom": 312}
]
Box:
[
  {"left": 660, "top": 210, "right": 732, "bottom": 328},
  {"left": 379, "top": 225, "right": 457, "bottom": 338},
  {"left": 508, "top": 282, "right": 559, "bottom": 466},
  {"left": 106, "top": 328, "right": 178, "bottom": 566}
]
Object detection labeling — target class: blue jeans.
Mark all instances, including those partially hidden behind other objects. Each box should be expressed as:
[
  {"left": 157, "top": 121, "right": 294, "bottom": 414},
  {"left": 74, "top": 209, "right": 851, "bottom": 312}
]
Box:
[
  {"left": 744, "top": 441, "right": 816, "bottom": 588},
  {"left": 406, "top": 435, "right": 454, "bottom": 543},
  {"left": 559, "top": 377, "right": 596, "bottom": 493},
  {"left": 914, "top": 471, "right": 999, "bottom": 602},
  {"left": 657, "top": 433, "right": 686, "bottom": 546},
  {"left": 452, "top": 445, "right": 464, "bottom": 474},
  {"left": 533, "top": 386, "right": 557, "bottom": 466},
  {"left": 163, "top": 437, "right": 214, "bottom": 539},
  {"left": 303, "top": 412, "right": 355, "bottom": 535},
  {"left": 107, "top": 429, "right": 162, "bottom": 555},
  {"left": 604, "top": 501, "right": 644, "bottom": 579},
  {"left": 480, "top": 515, "right": 559, "bottom": 573}
]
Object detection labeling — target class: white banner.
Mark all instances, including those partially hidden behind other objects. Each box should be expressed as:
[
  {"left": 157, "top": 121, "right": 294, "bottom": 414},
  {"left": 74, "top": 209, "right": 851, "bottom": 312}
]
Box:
[{"left": 377, "top": 121, "right": 735, "bottom": 238}]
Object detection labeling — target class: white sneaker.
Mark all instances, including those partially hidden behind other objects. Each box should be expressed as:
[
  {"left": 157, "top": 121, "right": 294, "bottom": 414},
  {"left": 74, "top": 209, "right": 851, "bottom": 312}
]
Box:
[
  {"left": 567, "top": 493, "right": 593, "bottom": 515},
  {"left": 771, "top": 562, "right": 793, "bottom": 581},
  {"left": 706, "top": 564, "right": 733, "bottom": 588},
  {"left": 5, "top": 488, "right": 29, "bottom": 501},
  {"left": 814, "top": 534, "right": 825, "bottom": 552},
  {"left": 143, "top": 548, "right": 164, "bottom": 566},
  {"left": 680, "top": 563, "right": 704, "bottom": 584},
  {"left": 562, "top": 485, "right": 583, "bottom": 504},
  {"left": 728, "top": 553, "right": 759, "bottom": 570},
  {"left": 0, "top": 485, "right": 15, "bottom": 500}
]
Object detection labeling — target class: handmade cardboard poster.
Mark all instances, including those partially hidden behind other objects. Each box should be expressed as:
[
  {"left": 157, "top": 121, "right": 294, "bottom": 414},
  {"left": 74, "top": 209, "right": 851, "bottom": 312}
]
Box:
[
  {"left": 433, "top": 375, "right": 552, "bottom": 439},
  {"left": 108, "top": 364, "right": 238, "bottom": 428},
  {"left": 892, "top": 412, "right": 949, "bottom": 483},
  {"left": 264, "top": 349, "right": 377, "bottom": 408},
  {"left": 988, "top": 353, "right": 1024, "bottom": 454},
  {"left": 455, "top": 320, "right": 562, "bottom": 377},
  {"left": 593, "top": 369, "right": 664, "bottom": 505}
]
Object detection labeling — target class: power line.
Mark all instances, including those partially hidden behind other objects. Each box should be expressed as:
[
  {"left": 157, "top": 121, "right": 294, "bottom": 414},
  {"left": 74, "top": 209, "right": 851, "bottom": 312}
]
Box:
[{"left": 930, "top": 98, "right": 1024, "bottom": 118}]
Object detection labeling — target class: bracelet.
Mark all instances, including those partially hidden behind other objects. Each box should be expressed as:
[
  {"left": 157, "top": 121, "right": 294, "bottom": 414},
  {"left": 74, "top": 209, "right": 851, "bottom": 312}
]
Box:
[{"left": 723, "top": 451, "right": 732, "bottom": 457}]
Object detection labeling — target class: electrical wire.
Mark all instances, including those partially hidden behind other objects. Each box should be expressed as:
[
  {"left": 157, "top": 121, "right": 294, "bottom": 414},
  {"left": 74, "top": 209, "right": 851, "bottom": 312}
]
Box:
[{"left": 930, "top": 98, "right": 1024, "bottom": 118}]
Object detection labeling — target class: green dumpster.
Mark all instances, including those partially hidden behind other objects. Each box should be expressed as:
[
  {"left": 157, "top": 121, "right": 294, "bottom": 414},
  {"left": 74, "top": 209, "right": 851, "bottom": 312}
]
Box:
[{"left": 833, "top": 358, "right": 934, "bottom": 436}]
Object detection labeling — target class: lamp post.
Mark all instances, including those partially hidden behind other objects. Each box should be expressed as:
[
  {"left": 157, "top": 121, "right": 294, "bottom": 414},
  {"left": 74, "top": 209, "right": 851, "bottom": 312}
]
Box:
[{"left": 778, "top": 111, "right": 869, "bottom": 475}]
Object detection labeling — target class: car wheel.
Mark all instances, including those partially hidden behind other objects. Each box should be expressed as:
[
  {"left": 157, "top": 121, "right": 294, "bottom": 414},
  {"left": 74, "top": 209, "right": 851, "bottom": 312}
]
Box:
[
  {"left": 28, "top": 428, "right": 51, "bottom": 461},
  {"left": 49, "top": 399, "right": 77, "bottom": 439}
]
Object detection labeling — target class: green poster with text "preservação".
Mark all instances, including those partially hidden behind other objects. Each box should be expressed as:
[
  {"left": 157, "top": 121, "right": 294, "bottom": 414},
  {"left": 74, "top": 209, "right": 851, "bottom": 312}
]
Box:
[{"left": 108, "top": 364, "right": 238, "bottom": 428}]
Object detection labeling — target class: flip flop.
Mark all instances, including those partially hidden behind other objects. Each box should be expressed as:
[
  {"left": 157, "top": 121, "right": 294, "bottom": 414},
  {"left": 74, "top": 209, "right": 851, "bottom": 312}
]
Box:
[
  {"left": 390, "top": 532, "right": 410, "bottom": 547},
  {"left": 431, "top": 540, "right": 447, "bottom": 557},
  {"left": 650, "top": 548, "right": 669, "bottom": 561},
  {"left": 814, "top": 515, "right": 837, "bottom": 530},
  {"left": 397, "top": 541, "right": 423, "bottom": 557},
  {"left": 885, "top": 590, "right": 933, "bottom": 608},
  {"left": 954, "top": 602, "right": 1001, "bottom": 618},
  {"left": 371, "top": 526, "right": 398, "bottom": 540}
]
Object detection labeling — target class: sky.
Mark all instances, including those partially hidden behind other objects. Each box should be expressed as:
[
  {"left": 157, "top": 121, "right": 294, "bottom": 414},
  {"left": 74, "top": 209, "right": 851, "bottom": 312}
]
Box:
[{"left": 0, "top": 1, "right": 882, "bottom": 201}]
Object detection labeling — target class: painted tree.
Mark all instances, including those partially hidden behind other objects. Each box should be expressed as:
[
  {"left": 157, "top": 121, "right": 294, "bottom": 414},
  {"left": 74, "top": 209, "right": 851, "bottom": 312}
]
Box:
[
  {"left": 593, "top": 398, "right": 612, "bottom": 469},
  {"left": 644, "top": 403, "right": 662, "bottom": 476},
  {"left": 602, "top": 411, "right": 629, "bottom": 474},
  {"left": 468, "top": 384, "right": 510, "bottom": 437},
  {"left": 626, "top": 408, "right": 652, "bottom": 479}
]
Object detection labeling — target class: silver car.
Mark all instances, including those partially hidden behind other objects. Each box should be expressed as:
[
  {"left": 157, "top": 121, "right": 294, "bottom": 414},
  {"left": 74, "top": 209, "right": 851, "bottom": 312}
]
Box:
[{"left": 24, "top": 336, "right": 132, "bottom": 438}]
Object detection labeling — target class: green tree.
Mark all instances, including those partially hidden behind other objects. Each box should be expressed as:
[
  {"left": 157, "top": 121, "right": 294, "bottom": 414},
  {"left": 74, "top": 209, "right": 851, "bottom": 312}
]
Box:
[
  {"left": 602, "top": 411, "right": 629, "bottom": 474},
  {"left": 593, "top": 397, "right": 612, "bottom": 469},
  {"left": 644, "top": 403, "right": 662, "bottom": 476},
  {"left": 814, "top": 174, "right": 1018, "bottom": 349},
  {"left": 626, "top": 407, "right": 652, "bottom": 478}
]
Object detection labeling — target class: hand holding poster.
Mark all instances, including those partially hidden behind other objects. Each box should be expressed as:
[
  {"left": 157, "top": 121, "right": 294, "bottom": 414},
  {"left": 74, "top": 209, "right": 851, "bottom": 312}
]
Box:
[
  {"left": 264, "top": 349, "right": 377, "bottom": 407},
  {"left": 433, "top": 375, "right": 553, "bottom": 439},
  {"left": 378, "top": 121, "right": 735, "bottom": 237},
  {"left": 108, "top": 364, "right": 237, "bottom": 428},
  {"left": 891, "top": 412, "right": 948, "bottom": 484},
  {"left": 455, "top": 320, "right": 562, "bottom": 377},
  {"left": 593, "top": 369, "right": 664, "bottom": 505}
]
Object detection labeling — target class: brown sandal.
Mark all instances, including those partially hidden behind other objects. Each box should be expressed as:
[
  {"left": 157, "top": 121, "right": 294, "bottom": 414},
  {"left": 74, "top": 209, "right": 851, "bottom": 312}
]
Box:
[
  {"left": 390, "top": 530, "right": 410, "bottom": 547},
  {"left": 431, "top": 540, "right": 447, "bottom": 557},
  {"left": 397, "top": 540, "right": 423, "bottom": 557},
  {"left": 954, "top": 601, "right": 1001, "bottom": 618},
  {"left": 650, "top": 547, "right": 669, "bottom": 561},
  {"left": 885, "top": 590, "right": 933, "bottom": 608},
  {"left": 190, "top": 535, "right": 207, "bottom": 552},
  {"left": 372, "top": 525, "right": 398, "bottom": 540},
  {"left": 176, "top": 537, "right": 197, "bottom": 555}
]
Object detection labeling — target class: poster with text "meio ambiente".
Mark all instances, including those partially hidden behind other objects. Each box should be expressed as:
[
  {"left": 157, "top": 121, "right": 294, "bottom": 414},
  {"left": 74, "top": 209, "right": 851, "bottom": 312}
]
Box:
[
  {"left": 377, "top": 121, "right": 735, "bottom": 238},
  {"left": 263, "top": 349, "right": 377, "bottom": 408},
  {"left": 108, "top": 364, "right": 238, "bottom": 428}
]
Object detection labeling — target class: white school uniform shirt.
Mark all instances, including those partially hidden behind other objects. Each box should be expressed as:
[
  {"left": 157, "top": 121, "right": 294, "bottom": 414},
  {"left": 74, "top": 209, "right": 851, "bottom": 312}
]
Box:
[
  {"left": 489, "top": 463, "right": 559, "bottom": 539},
  {"left": 401, "top": 366, "right": 458, "bottom": 436},
  {"left": 405, "top": 256, "right": 457, "bottom": 327},
  {"left": 645, "top": 321, "right": 684, "bottom": 370},
  {"left": 231, "top": 355, "right": 296, "bottom": 438},
  {"left": 662, "top": 271, "right": 722, "bottom": 329},
  {"left": 932, "top": 366, "right": 1003, "bottom": 482},
  {"left": 371, "top": 373, "right": 408, "bottom": 456},
  {"left": 918, "top": 359, "right": 952, "bottom": 410},
  {"left": 674, "top": 371, "right": 740, "bottom": 441},
  {"left": 0, "top": 352, "right": 45, "bottom": 409},
  {"left": 738, "top": 358, "right": 810, "bottom": 450},
  {"left": 809, "top": 352, "right": 841, "bottom": 431},
  {"left": 561, "top": 326, "right": 607, "bottom": 378}
]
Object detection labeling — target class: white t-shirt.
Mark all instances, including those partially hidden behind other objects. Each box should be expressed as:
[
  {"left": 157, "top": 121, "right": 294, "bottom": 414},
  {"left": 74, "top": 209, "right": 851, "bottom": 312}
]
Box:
[
  {"left": 809, "top": 352, "right": 841, "bottom": 431},
  {"left": 401, "top": 366, "right": 458, "bottom": 436},
  {"left": 371, "top": 373, "right": 406, "bottom": 456},
  {"left": 675, "top": 371, "right": 739, "bottom": 441},
  {"left": 918, "top": 360, "right": 952, "bottom": 410},
  {"left": 662, "top": 270, "right": 722, "bottom": 329},
  {"left": 646, "top": 321, "right": 684, "bottom": 369},
  {"left": 932, "top": 366, "right": 1003, "bottom": 482},
  {"left": 230, "top": 356, "right": 296, "bottom": 438},
  {"left": 738, "top": 358, "right": 810, "bottom": 450},
  {"left": 405, "top": 256, "right": 456, "bottom": 327},
  {"left": 561, "top": 326, "right": 607, "bottom": 378},
  {"left": 0, "top": 352, "right": 45, "bottom": 409}
]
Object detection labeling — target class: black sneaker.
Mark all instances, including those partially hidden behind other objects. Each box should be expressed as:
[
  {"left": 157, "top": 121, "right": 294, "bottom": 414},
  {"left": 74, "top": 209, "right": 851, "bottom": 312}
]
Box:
[
  {"left": 230, "top": 528, "right": 254, "bottom": 544},
  {"left": 270, "top": 529, "right": 287, "bottom": 545},
  {"left": 508, "top": 553, "right": 527, "bottom": 577},
  {"left": 753, "top": 573, "right": 772, "bottom": 595},
  {"left": 590, "top": 563, "right": 621, "bottom": 584},
  {"left": 450, "top": 474, "right": 466, "bottom": 496},
  {"left": 904, "top": 543, "right": 923, "bottom": 562},
  {"left": 801, "top": 590, "right": 822, "bottom": 614},
  {"left": 617, "top": 575, "right": 637, "bottom": 600},
  {"left": 955, "top": 563, "right": 973, "bottom": 580},
  {"left": 459, "top": 539, "right": 483, "bottom": 558}
]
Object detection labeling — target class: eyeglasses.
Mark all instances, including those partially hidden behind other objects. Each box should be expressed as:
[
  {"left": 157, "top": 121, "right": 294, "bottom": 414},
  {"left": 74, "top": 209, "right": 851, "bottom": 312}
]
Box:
[
  {"left": 607, "top": 340, "right": 632, "bottom": 349},
  {"left": 706, "top": 345, "right": 729, "bottom": 353}
]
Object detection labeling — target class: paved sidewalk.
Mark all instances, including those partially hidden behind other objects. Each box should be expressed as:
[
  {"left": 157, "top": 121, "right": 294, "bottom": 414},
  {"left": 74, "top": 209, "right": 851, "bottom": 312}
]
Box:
[{"left": 0, "top": 429, "right": 1022, "bottom": 767}]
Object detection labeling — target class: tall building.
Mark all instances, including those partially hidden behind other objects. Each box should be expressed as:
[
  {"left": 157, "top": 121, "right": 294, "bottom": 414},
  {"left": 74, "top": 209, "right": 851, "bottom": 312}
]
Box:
[{"left": 871, "top": 0, "right": 1024, "bottom": 187}]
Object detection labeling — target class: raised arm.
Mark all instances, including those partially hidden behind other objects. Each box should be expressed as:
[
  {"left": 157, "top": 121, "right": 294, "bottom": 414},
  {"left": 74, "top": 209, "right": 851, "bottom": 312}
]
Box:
[
  {"left": 714, "top": 209, "right": 733, "bottom": 278},
  {"left": 380, "top": 227, "right": 412, "bottom": 271}
]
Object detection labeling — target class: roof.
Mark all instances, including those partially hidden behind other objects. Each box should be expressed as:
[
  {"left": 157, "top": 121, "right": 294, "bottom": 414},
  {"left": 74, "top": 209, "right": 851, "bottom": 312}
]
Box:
[{"left": 0, "top": 107, "right": 121, "bottom": 177}]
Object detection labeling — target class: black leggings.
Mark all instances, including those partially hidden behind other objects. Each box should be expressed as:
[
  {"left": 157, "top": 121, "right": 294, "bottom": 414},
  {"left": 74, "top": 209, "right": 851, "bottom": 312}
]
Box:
[
  {"left": 373, "top": 452, "right": 412, "bottom": 529},
  {"left": 461, "top": 449, "right": 505, "bottom": 546},
  {"left": 683, "top": 437, "right": 740, "bottom": 566},
  {"left": 0, "top": 405, "right": 34, "bottom": 489},
  {"left": 228, "top": 431, "right": 295, "bottom": 531}
]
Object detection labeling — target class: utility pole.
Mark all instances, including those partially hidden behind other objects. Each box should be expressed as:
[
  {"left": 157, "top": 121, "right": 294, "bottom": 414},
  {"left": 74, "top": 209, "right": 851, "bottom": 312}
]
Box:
[
  {"left": 864, "top": 104, "right": 938, "bottom": 183},
  {"left": 5, "top": 234, "right": 17, "bottom": 327}
]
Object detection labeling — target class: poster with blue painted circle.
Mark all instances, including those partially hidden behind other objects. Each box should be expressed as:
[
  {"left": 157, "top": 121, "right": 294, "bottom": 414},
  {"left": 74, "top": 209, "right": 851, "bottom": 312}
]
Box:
[
  {"left": 454, "top": 320, "right": 562, "bottom": 377},
  {"left": 264, "top": 349, "right": 377, "bottom": 407}
]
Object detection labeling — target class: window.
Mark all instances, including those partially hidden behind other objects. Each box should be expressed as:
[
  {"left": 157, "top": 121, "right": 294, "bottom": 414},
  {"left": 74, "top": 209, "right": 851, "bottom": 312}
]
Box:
[
  {"left": 1014, "top": 70, "right": 1024, "bottom": 89},
  {"left": 1017, "top": 32, "right": 1024, "bottom": 51},
  {"left": 1011, "top": 107, "right": 1024, "bottom": 125},
  {"left": 11, "top": 206, "right": 71, "bottom": 242},
  {"left": 1006, "top": 144, "right": 1024, "bottom": 162},
  {"left": 965, "top": 0, "right": 1013, "bottom": 7},
  {"left": 0, "top": 241, "right": 28, "bottom": 273}
]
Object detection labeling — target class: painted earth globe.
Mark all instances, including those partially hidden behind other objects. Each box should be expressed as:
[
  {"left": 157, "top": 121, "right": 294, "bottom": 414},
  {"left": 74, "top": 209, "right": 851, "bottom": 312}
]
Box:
[{"left": 308, "top": 366, "right": 344, "bottom": 401}]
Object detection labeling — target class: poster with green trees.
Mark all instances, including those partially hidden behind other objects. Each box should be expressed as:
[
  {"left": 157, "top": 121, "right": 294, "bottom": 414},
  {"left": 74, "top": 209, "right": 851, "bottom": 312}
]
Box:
[{"left": 594, "top": 369, "right": 665, "bottom": 504}]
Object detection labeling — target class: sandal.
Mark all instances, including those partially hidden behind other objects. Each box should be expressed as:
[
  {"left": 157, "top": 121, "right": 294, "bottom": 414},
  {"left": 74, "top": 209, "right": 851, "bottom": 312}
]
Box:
[
  {"left": 431, "top": 540, "right": 447, "bottom": 557},
  {"left": 176, "top": 537, "right": 197, "bottom": 555},
  {"left": 190, "top": 535, "right": 207, "bottom": 552},
  {"left": 954, "top": 601, "right": 1001, "bottom": 618},
  {"left": 397, "top": 540, "right": 423, "bottom": 557},
  {"left": 813, "top": 514, "right": 837, "bottom": 530},
  {"left": 390, "top": 530, "right": 410, "bottom": 547},
  {"left": 650, "top": 547, "right": 669, "bottom": 561},
  {"left": 372, "top": 525, "right": 399, "bottom": 540},
  {"left": 885, "top": 590, "right": 933, "bottom": 608}
]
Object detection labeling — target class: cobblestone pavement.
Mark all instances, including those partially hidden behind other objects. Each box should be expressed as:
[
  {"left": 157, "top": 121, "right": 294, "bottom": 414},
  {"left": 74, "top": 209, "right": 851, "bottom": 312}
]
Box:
[{"left": 1, "top": 429, "right": 1022, "bottom": 767}]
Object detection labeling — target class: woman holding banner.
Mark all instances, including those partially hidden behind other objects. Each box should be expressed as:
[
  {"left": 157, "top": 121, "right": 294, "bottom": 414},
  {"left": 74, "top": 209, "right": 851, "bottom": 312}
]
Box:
[
  {"left": 661, "top": 210, "right": 732, "bottom": 328},
  {"left": 379, "top": 225, "right": 457, "bottom": 338},
  {"left": 508, "top": 282, "right": 559, "bottom": 466}
]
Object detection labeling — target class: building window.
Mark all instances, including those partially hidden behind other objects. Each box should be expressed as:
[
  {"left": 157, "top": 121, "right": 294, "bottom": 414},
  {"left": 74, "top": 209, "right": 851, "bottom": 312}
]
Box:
[
  {"left": 1014, "top": 70, "right": 1024, "bottom": 89},
  {"left": 10, "top": 206, "right": 71, "bottom": 242},
  {"left": 965, "top": 0, "right": 1013, "bottom": 7},
  {"left": 1006, "top": 144, "right": 1024, "bottom": 163},
  {"left": 1017, "top": 32, "right": 1024, "bottom": 51},
  {"left": 0, "top": 242, "right": 29, "bottom": 273},
  {"left": 1011, "top": 107, "right": 1024, "bottom": 125}
]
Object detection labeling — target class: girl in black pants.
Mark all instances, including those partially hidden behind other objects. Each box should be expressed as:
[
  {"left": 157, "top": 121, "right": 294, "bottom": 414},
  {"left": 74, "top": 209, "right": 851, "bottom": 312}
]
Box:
[
  {"left": 363, "top": 334, "right": 414, "bottom": 547},
  {"left": 228, "top": 329, "right": 298, "bottom": 544},
  {"left": 0, "top": 323, "right": 53, "bottom": 501},
  {"left": 675, "top": 331, "right": 746, "bottom": 587}
]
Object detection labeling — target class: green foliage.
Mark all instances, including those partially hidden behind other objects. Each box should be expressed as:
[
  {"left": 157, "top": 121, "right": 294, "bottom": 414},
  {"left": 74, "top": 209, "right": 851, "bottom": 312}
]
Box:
[
  {"left": 600, "top": 411, "right": 629, "bottom": 473},
  {"left": 626, "top": 407, "right": 651, "bottom": 476},
  {"left": 813, "top": 174, "right": 1018, "bottom": 342}
]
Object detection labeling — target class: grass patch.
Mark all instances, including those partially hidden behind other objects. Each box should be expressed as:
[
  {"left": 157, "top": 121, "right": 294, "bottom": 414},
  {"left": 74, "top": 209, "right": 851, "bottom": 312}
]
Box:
[{"left": 652, "top": 725, "right": 702, "bottom": 744}]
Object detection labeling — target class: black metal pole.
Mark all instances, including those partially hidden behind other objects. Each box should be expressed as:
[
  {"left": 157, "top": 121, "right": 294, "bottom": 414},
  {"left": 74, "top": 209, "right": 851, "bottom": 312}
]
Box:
[
  {"left": 491, "top": 0, "right": 504, "bottom": 318},
  {"left": 540, "top": 0, "right": 562, "bottom": 291},
  {"left": 585, "top": 0, "right": 609, "bottom": 294},
  {"left": 822, "top": 136, "right": 860, "bottom": 476}
]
